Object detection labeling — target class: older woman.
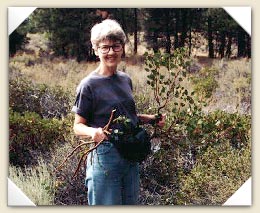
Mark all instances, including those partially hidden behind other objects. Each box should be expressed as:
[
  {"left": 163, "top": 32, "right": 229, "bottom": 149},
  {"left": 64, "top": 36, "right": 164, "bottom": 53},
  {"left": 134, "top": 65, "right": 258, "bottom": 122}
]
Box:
[{"left": 72, "top": 19, "right": 165, "bottom": 205}]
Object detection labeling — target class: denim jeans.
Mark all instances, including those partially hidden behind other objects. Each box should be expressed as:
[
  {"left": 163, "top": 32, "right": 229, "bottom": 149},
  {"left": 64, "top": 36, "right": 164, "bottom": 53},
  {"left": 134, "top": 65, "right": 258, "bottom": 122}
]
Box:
[{"left": 85, "top": 141, "right": 140, "bottom": 205}]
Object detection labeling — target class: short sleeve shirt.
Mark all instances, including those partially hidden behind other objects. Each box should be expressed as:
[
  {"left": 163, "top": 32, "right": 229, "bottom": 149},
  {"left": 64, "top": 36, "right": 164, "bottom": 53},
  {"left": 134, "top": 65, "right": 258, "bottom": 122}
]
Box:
[{"left": 71, "top": 70, "right": 138, "bottom": 129}]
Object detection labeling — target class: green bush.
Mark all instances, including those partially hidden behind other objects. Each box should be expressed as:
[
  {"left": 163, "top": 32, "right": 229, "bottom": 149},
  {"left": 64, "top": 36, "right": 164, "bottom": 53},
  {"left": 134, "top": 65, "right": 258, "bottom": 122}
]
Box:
[
  {"left": 176, "top": 140, "right": 251, "bottom": 205},
  {"left": 9, "top": 109, "right": 72, "bottom": 166},
  {"left": 191, "top": 67, "right": 219, "bottom": 101},
  {"left": 139, "top": 108, "right": 251, "bottom": 205},
  {"left": 184, "top": 110, "right": 250, "bottom": 153}
]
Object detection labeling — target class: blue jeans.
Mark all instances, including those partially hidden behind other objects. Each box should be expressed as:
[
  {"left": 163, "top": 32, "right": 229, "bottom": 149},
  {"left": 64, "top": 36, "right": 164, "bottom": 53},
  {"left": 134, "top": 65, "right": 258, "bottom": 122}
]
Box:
[{"left": 85, "top": 141, "right": 140, "bottom": 205}]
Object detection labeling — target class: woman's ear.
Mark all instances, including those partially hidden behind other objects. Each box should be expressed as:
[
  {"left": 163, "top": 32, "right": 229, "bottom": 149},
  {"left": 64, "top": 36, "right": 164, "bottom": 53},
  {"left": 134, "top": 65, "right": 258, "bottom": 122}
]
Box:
[{"left": 94, "top": 48, "right": 99, "bottom": 56}]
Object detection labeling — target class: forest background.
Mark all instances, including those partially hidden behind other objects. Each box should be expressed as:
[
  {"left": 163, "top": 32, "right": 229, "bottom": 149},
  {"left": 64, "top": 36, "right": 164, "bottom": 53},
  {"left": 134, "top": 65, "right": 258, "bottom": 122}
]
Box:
[{"left": 8, "top": 8, "right": 251, "bottom": 205}]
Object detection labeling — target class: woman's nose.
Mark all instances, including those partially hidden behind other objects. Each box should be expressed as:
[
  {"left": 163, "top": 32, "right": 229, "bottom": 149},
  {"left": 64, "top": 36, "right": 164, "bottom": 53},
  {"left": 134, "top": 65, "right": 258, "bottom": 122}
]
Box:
[{"left": 107, "top": 47, "right": 116, "bottom": 54}]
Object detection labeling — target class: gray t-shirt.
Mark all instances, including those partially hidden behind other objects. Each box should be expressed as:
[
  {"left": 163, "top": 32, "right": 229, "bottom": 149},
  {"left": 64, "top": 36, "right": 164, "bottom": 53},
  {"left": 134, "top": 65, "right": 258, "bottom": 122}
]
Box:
[{"left": 72, "top": 70, "right": 138, "bottom": 129}]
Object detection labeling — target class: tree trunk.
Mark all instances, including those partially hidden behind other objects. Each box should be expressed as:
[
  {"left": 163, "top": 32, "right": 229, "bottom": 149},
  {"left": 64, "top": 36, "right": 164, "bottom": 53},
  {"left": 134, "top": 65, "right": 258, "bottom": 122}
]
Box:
[
  {"left": 134, "top": 9, "right": 138, "bottom": 55},
  {"left": 174, "top": 9, "right": 180, "bottom": 49},
  {"left": 219, "top": 31, "right": 226, "bottom": 58},
  {"left": 225, "top": 33, "right": 232, "bottom": 58},
  {"left": 208, "top": 15, "right": 214, "bottom": 58},
  {"left": 237, "top": 28, "right": 246, "bottom": 57},
  {"left": 165, "top": 10, "right": 171, "bottom": 53},
  {"left": 188, "top": 10, "right": 193, "bottom": 56},
  {"left": 153, "top": 32, "right": 159, "bottom": 53},
  {"left": 246, "top": 33, "right": 251, "bottom": 58},
  {"left": 180, "top": 9, "right": 187, "bottom": 47}
]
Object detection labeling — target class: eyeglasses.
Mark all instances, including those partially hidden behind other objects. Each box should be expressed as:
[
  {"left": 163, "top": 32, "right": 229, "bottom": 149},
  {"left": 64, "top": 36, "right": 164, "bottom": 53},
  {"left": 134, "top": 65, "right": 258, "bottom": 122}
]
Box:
[{"left": 98, "top": 43, "right": 123, "bottom": 54}]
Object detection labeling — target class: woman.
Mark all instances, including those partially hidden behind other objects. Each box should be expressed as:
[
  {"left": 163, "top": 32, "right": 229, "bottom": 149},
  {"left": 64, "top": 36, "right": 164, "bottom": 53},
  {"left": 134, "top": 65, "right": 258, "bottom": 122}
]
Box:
[{"left": 72, "top": 19, "right": 165, "bottom": 205}]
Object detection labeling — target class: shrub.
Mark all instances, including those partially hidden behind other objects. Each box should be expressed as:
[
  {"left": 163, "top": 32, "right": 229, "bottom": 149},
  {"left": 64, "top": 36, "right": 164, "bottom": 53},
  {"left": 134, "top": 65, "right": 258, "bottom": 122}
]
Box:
[
  {"left": 9, "top": 77, "right": 73, "bottom": 119},
  {"left": 9, "top": 109, "right": 72, "bottom": 166},
  {"left": 139, "top": 110, "right": 251, "bottom": 205},
  {"left": 141, "top": 112, "right": 251, "bottom": 205},
  {"left": 190, "top": 67, "right": 219, "bottom": 101},
  {"left": 176, "top": 140, "right": 251, "bottom": 205}
]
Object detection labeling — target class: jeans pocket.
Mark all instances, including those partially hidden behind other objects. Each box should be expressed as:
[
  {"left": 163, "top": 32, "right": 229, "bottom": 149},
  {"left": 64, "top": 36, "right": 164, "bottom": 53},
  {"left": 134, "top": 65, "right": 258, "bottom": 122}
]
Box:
[
  {"left": 93, "top": 141, "right": 122, "bottom": 169},
  {"left": 96, "top": 141, "right": 113, "bottom": 155}
]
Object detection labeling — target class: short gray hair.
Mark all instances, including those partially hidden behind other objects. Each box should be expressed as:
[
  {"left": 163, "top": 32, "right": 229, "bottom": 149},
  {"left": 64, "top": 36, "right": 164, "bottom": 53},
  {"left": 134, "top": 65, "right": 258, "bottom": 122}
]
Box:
[{"left": 91, "top": 19, "right": 126, "bottom": 50}]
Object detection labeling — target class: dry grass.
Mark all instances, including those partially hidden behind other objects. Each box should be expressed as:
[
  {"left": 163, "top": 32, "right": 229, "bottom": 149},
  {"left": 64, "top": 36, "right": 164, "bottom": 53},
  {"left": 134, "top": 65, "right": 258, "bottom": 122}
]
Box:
[
  {"left": 9, "top": 158, "right": 55, "bottom": 205},
  {"left": 206, "top": 58, "right": 251, "bottom": 114},
  {"left": 9, "top": 56, "right": 96, "bottom": 94}
]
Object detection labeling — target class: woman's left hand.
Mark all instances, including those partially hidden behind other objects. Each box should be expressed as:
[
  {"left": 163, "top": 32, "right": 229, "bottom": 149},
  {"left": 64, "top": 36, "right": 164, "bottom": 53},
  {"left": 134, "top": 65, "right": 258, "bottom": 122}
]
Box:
[{"left": 156, "top": 114, "right": 166, "bottom": 128}]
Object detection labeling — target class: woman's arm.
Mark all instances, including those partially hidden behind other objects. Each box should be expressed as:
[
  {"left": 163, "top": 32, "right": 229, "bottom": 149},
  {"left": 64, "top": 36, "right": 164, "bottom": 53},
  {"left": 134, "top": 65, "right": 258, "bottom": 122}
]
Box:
[
  {"left": 137, "top": 114, "right": 166, "bottom": 127},
  {"left": 73, "top": 114, "right": 108, "bottom": 142},
  {"left": 137, "top": 114, "right": 156, "bottom": 124}
]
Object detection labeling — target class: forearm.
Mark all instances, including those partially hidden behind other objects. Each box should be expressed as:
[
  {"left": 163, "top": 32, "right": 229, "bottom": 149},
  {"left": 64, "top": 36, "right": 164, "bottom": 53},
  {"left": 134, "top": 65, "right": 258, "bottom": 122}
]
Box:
[
  {"left": 138, "top": 113, "right": 166, "bottom": 127},
  {"left": 73, "top": 114, "right": 108, "bottom": 142},
  {"left": 73, "top": 123, "right": 97, "bottom": 138},
  {"left": 137, "top": 114, "right": 156, "bottom": 124}
]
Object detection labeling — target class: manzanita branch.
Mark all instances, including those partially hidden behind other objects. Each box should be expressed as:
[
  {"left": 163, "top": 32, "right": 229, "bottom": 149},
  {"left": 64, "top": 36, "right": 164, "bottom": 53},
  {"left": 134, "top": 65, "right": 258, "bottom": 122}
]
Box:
[
  {"left": 56, "top": 140, "right": 95, "bottom": 171},
  {"left": 144, "top": 49, "right": 194, "bottom": 141},
  {"left": 56, "top": 109, "right": 116, "bottom": 178}
]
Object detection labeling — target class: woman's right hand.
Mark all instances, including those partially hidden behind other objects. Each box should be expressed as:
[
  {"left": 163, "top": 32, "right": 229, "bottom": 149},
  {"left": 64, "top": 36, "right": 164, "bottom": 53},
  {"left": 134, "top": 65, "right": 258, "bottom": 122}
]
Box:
[{"left": 91, "top": 127, "right": 108, "bottom": 143}]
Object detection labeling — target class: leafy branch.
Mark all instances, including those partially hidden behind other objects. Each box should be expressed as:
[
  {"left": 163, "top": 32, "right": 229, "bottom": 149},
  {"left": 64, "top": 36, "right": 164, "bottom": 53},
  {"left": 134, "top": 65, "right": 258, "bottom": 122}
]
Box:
[{"left": 144, "top": 48, "right": 195, "bottom": 137}]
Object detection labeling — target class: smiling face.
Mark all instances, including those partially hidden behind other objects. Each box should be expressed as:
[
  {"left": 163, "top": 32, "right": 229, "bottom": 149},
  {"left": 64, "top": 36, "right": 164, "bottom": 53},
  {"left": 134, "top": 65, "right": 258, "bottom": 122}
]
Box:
[{"left": 95, "top": 39, "right": 124, "bottom": 71}]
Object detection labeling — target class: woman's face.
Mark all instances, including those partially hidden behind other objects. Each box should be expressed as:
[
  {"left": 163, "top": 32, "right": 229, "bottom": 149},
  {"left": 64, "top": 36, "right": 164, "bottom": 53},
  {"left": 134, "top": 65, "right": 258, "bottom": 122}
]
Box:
[{"left": 96, "top": 39, "right": 124, "bottom": 69}]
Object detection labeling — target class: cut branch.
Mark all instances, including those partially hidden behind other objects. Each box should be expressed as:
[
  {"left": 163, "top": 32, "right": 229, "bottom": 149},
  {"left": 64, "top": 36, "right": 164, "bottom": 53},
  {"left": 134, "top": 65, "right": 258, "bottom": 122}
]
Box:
[{"left": 56, "top": 109, "right": 116, "bottom": 179}]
